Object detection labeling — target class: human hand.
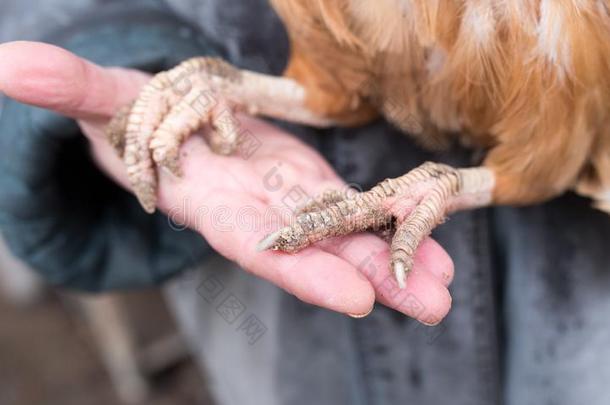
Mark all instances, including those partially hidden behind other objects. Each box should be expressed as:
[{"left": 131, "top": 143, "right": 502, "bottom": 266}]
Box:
[{"left": 0, "top": 41, "right": 453, "bottom": 322}]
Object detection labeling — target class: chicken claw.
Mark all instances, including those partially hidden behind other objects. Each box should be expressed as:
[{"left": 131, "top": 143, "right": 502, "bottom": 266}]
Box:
[
  {"left": 106, "top": 57, "right": 333, "bottom": 213},
  {"left": 258, "top": 162, "right": 495, "bottom": 288},
  {"left": 105, "top": 58, "right": 246, "bottom": 212}
]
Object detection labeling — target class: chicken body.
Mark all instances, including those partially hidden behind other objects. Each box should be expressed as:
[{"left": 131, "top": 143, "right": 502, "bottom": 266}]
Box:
[
  {"left": 272, "top": 0, "right": 610, "bottom": 209},
  {"left": 109, "top": 0, "right": 610, "bottom": 287}
]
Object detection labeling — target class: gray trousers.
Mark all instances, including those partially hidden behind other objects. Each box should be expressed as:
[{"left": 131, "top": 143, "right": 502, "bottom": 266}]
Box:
[{"left": 165, "top": 192, "right": 610, "bottom": 405}]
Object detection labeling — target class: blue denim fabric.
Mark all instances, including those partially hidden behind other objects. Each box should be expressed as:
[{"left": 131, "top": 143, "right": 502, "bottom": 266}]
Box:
[{"left": 0, "top": 0, "right": 219, "bottom": 290}]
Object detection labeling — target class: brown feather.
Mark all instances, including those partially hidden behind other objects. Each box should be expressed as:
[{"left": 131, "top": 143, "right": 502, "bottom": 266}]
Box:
[{"left": 271, "top": 0, "right": 610, "bottom": 209}]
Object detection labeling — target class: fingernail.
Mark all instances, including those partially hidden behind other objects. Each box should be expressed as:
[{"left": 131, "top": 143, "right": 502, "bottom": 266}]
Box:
[
  {"left": 348, "top": 305, "right": 374, "bottom": 319},
  {"left": 419, "top": 317, "right": 441, "bottom": 326}
]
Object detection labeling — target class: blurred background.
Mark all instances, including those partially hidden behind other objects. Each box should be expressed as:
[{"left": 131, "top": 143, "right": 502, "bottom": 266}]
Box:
[{"left": 0, "top": 236, "right": 214, "bottom": 405}]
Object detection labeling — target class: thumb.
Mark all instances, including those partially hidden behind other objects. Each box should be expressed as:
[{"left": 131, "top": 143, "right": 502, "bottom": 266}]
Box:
[{"left": 0, "top": 41, "right": 150, "bottom": 121}]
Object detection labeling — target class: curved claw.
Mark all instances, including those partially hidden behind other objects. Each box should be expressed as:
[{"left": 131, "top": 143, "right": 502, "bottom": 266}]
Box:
[
  {"left": 392, "top": 261, "right": 408, "bottom": 290},
  {"left": 256, "top": 230, "right": 282, "bottom": 252},
  {"left": 108, "top": 57, "right": 244, "bottom": 212},
  {"left": 105, "top": 102, "right": 134, "bottom": 157},
  {"left": 133, "top": 182, "right": 157, "bottom": 214}
]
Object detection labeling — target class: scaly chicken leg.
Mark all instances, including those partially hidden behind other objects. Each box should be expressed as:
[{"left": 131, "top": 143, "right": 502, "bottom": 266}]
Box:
[{"left": 257, "top": 163, "right": 494, "bottom": 288}]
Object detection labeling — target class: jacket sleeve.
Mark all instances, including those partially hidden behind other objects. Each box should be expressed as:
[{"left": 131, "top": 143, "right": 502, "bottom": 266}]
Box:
[{"left": 0, "top": 0, "right": 223, "bottom": 291}]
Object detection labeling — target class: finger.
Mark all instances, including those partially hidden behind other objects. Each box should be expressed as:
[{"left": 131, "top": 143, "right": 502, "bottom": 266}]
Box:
[
  {"left": 322, "top": 234, "right": 454, "bottom": 287},
  {"left": 166, "top": 195, "right": 376, "bottom": 316},
  {"left": 155, "top": 137, "right": 376, "bottom": 316},
  {"left": 413, "top": 237, "right": 454, "bottom": 286},
  {"left": 0, "top": 41, "right": 150, "bottom": 121},
  {"left": 319, "top": 233, "right": 453, "bottom": 323}
]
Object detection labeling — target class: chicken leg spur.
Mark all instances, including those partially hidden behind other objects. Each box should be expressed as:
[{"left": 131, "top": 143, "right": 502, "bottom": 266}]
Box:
[{"left": 108, "top": 1, "right": 610, "bottom": 288}]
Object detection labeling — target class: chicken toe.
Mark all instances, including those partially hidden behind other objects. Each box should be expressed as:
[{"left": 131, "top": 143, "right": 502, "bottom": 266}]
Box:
[{"left": 259, "top": 162, "right": 495, "bottom": 288}]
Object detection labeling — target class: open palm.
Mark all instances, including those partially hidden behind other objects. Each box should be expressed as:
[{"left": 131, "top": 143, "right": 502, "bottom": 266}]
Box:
[{"left": 0, "top": 41, "right": 453, "bottom": 322}]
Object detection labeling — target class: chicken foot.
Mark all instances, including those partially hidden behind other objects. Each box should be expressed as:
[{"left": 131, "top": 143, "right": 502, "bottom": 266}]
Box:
[
  {"left": 106, "top": 57, "right": 333, "bottom": 212},
  {"left": 257, "top": 162, "right": 495, "bottom": 288}
]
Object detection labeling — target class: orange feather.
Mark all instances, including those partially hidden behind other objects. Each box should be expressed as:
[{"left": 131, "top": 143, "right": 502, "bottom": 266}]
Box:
[{"left": 270, "top": 0, "right": 610, "bottom": 209}]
